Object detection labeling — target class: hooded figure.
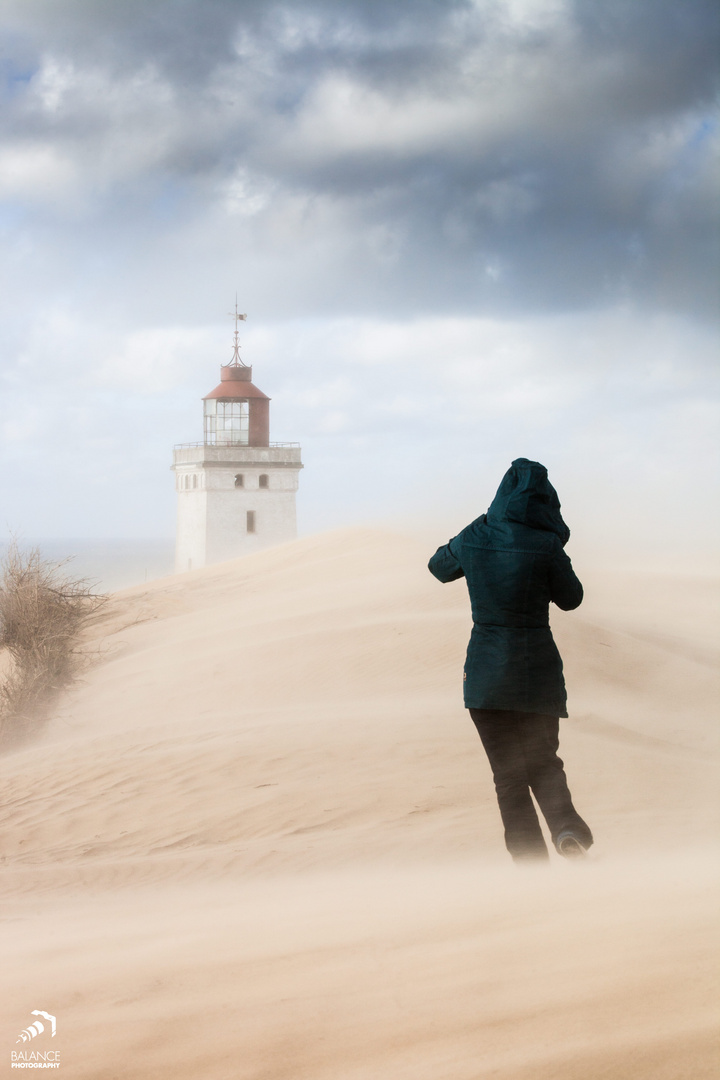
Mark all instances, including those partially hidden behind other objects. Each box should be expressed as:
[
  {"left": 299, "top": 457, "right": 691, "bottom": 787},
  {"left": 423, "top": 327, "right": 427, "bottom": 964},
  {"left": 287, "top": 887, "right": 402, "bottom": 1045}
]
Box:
[{"left": 429, "top": 459, "right": 593, "bottom": 861}]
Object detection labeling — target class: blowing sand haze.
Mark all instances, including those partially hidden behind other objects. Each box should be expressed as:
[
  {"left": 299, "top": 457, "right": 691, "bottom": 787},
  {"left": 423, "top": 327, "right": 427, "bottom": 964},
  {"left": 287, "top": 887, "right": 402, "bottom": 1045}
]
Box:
[{"left": 0, "top": 528, "right": 717, "bottom": 1079}]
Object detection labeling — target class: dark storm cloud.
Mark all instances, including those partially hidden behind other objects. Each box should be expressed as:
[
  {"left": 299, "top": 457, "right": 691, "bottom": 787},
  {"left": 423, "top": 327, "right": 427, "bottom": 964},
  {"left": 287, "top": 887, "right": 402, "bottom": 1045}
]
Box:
[
  {"left": 0, "top": 0, "right": 718, "bottom": 319},
  {"left": 1, "top": 0, "right": 465, "bottom": 85}
]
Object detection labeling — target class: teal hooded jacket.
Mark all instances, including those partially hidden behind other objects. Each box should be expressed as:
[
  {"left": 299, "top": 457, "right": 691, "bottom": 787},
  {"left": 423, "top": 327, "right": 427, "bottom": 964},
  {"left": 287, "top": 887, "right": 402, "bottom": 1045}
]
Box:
[{"left": 428, "top": 459, "right": 583, "bottom": 717}]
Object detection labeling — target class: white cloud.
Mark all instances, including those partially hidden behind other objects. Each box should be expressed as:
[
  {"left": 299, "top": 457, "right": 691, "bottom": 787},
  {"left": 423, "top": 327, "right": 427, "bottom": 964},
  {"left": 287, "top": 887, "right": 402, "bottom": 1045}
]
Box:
[
  {"left": 272, "top": 74, "right": 485, "bottom": 159},
  {"left": 30, "top": 54, "right": 176, "bottom": 120},
  {"left": 33, "top": 56, "right": 75, "bottom": 112},
  {"left": 0, "top": 143, "right": 78, "bottom": 201},
  {"left": 221, "top": 168, "right": 273, "bottom": 217},
  {"left": 96, "top": 327, "right": 217, "bottom": 393}
]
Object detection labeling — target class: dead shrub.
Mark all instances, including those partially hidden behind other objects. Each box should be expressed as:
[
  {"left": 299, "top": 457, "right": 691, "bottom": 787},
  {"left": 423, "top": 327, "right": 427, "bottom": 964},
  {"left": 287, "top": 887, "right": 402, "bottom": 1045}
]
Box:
[{"left": 0, "top": 541, "right": 107, "bottom": 747}]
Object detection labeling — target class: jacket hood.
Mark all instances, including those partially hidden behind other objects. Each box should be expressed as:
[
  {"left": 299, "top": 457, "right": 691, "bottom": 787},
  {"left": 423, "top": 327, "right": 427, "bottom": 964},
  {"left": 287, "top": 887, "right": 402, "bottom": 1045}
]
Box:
[{"left": 487, "top": 458, "right": 570, "bottom": 545}]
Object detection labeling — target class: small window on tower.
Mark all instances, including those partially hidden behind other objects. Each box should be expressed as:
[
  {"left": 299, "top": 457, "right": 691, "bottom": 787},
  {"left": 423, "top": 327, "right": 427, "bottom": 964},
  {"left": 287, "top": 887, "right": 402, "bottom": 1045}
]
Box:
[
  {"left": 234, "top": 474, "right": 244, "bottom": 488},
  {"left": 246, "top": 510, "right": 256, "bottom": 533},
  {"left": 259, "top": 474, "right": 269, "bottom": 489}
]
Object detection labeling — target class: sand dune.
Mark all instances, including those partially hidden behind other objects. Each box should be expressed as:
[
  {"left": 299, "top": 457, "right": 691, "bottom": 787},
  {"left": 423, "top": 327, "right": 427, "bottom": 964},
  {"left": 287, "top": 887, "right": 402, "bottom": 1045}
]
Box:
[{"left": 0, "top": 528, "right": 717, "bottom": 1078}]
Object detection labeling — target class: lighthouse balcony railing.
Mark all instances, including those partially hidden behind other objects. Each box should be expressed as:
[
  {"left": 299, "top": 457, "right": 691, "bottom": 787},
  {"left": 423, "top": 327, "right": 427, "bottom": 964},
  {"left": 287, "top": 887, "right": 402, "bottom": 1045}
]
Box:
[{"left": 174, "top": 441, "right": 301, "bottom": 449}]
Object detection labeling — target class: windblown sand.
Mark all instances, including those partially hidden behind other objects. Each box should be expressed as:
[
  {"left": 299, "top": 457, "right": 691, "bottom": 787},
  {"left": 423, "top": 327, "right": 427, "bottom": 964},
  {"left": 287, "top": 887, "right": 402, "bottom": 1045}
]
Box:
[{"left": 1, "top": 529, "right": 718, "bottom": 1079}]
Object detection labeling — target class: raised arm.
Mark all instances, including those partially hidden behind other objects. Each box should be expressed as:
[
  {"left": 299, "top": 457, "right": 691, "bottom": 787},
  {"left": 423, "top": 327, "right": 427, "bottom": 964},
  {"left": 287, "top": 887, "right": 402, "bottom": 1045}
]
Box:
[
  {"left": 428, "top": 539, "right": 465, "bottom": 583},
  {"left": 549, "top": 546, "right": 583, "bottom": 610}
]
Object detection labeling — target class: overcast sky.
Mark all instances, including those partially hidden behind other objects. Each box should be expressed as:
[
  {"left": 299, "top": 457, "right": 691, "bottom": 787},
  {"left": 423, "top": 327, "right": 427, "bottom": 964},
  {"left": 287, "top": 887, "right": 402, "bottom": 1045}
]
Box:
[{"left": 0, "top": 0, "right": 718, "bottom": 565}]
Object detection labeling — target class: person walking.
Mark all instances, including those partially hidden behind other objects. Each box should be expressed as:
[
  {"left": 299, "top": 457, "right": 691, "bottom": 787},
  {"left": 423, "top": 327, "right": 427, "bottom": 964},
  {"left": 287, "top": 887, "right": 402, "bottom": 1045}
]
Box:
[{"left": 428, "top": 458, "right": 593, "bottom": 863}]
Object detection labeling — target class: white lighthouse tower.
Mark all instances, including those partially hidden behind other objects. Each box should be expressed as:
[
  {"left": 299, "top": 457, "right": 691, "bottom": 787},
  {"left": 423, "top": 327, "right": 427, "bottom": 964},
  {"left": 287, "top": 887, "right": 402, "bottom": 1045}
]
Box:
[{"left": 172, "top": 307, "right": 303, "bottom": 572}]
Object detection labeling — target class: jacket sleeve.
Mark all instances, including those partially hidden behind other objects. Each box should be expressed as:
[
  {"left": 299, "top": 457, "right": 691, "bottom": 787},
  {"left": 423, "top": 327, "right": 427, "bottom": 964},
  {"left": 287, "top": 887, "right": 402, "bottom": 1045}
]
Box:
[
  {"left": 549, "top": 546, "right": 583, "bottom": 610},
  {"left": 428, "top": 537, "right": 465, "bottom": 583}
]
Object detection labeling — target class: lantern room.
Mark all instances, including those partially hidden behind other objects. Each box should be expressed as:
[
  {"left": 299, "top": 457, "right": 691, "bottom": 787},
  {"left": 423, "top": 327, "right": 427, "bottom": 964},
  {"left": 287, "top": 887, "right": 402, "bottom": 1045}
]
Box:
[{"left": 203, "top": 364, "right": 270, "bottom": 447}]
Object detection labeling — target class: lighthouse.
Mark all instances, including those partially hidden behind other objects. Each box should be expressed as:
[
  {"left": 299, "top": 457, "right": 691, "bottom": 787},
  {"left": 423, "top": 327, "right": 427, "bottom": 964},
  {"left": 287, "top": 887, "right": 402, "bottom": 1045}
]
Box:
[{"left": 172, "top": 307, "right": 303, "bottom": 572}]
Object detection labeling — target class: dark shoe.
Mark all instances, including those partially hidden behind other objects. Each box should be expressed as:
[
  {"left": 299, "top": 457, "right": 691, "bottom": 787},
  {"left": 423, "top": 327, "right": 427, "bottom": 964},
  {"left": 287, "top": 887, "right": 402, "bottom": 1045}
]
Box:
[{"left": 556, "top": 832, "right": 586, "bottom": 858}]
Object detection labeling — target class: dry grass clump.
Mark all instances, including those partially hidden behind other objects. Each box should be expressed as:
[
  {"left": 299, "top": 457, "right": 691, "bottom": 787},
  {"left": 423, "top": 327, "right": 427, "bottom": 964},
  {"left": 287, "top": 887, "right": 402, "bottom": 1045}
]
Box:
[{"left": 0, "top": 541, "right": 107, "bottom": 747}]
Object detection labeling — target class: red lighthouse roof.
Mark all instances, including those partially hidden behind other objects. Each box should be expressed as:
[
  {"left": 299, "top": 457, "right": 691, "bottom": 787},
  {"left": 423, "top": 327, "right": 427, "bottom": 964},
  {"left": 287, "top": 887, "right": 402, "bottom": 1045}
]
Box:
[{"left": 203, "top": 364, "right": 270, "bottom": 401}]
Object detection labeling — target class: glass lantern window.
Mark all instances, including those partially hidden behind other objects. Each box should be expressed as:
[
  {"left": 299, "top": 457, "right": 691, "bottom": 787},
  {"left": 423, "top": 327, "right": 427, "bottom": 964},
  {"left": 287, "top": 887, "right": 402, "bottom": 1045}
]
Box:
[{"left": 204, "top": 399, "right": 249, "bottom": 445}]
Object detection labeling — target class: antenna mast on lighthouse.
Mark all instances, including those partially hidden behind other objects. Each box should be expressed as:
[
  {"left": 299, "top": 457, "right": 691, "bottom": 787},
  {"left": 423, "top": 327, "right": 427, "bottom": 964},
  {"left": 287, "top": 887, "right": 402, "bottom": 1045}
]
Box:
[{"left": 228, "top": 296, "right": 248, "bottom": 366}]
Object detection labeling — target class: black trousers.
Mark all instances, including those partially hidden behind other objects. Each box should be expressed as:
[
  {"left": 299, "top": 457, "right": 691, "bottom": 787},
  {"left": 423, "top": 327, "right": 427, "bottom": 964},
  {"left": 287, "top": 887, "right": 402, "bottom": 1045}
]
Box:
[{"left": 469, "top": 708, "right": 593, "bottom": 862}]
